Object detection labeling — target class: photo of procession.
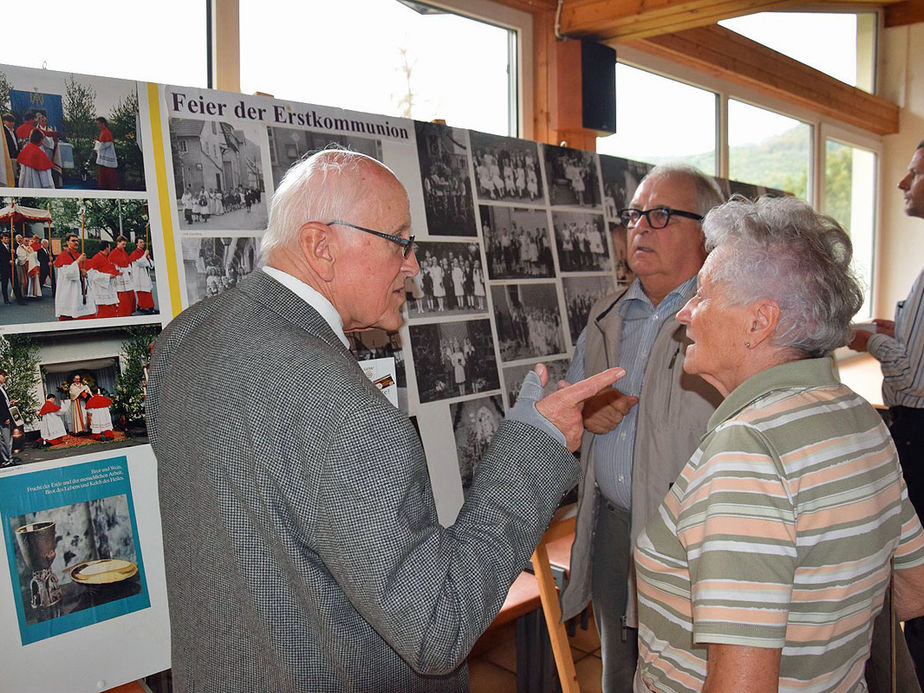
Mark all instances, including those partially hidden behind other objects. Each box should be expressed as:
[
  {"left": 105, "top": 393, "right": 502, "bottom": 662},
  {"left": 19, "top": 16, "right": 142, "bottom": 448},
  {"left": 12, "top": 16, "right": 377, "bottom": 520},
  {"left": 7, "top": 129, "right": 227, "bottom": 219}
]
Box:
[
  {"left": 491, "top": 282, "right": 565, "bottom": 362},
  {"left": 562, "top": 275, "right": 616, "bottom": 345},
  {"left": 268, "top": 128, "right": 382, "bottom": 188},
  {"left": 415, "top": 121, "right": 476, "bottom": 237},
  {"left": 479, "top": 205, "right": 555, "bottom": 280},
  {"left": 181, "top": 236, "right": 259, "bottom": 307},
  {"left": 449, "top": 394, "right": 504, "bottom": 498},
  {"left": 171, "top": 118, "right": 267, "bottom": 232},
  {"left": 600, "top": 155, "right": 651, "bottom": 221},
  {"left": 0, "top": 66, "right": 144, "bottom": 191},
  {"left": 405, "top": 241, "right": 486, "bottom": 318},
  {"left": 0, "top": 198, "right": 157, "bottom": 327},
  {"left": 409, "top": 319, "right": 500, "bottom": 404},
  {"left": 0, "top": 324, "right": 157, "bottom": 466},
  {"left": 469, "top": 131, "right": 546, "bottom": 205},
  {"left": 9, "top": 491, "right": 146, "bottom": 632},
  {"left": 544, "top": 145, "right": 601, "bottom": 208},
  {"left": 551, "top": 211, "right": 612, "bottom": 273},
  {"left": 502, "top": 358, "right": 569, "bottom": 408}
]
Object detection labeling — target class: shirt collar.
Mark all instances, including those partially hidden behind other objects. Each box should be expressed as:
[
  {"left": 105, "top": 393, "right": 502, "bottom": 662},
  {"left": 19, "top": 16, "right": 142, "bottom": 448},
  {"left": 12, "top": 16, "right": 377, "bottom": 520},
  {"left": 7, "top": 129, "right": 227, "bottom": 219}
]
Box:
[
  {"left": 261, "top": 266, "right": 350, "bottom": 348},
  {"left": 620, "top": 275, "right": 697, "bottom": 316},
  {"left": 706, "top": 357, "right": 839, "bottom": 433}
]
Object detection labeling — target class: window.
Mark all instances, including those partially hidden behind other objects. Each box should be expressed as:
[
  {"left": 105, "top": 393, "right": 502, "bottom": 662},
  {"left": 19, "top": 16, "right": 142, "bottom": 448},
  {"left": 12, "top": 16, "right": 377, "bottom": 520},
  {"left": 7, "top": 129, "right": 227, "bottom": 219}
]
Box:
[
  {"left": 0, "top": 0, "right": 207, "bottom": 87},
  {"left": 824, "top": 139, "right": 877, "bottom": 317},
  {"left": 597, "top": 64, "right": 717, "bottom": 175},
  {"left": 239, "top": 0, "right": 519, "bottom": 136},
  {"left": 719, "top": 12, "right": 876, "bottom": 93},
  {"left": 728, "top": 100, "right": 812, "bottom": 199}
]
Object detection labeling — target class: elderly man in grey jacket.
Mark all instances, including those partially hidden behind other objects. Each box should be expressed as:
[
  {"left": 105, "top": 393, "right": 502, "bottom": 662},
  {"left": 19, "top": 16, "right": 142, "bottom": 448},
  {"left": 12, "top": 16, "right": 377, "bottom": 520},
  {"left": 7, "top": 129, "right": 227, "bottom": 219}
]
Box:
[
  {"left": 560, "top": 164, "right": 724, "bottom": 692},
  {"left": 147, "top": 148, "right": 623, "bottom": 692}
]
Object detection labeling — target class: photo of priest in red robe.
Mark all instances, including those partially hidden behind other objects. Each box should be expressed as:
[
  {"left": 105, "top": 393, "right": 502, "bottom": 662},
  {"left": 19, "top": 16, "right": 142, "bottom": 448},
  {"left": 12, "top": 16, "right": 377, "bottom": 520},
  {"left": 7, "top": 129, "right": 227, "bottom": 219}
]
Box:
[
  {"left": 17, "top": 129, "right": 55, "bottom": 189},
  {"left": 129, "top": 238, "right": 155, "bottom": 313},
  {"left": 109, "top": 236, "right": 135, "bottom": 316},
  {"left": 86, "top": 243, "right": 120, "bottom": 319},
  {"left": 95, "top": 116, "right": 119, "bottom": 190},
  {"left": 38, "top": 394, "right": 67, "bottom": 446},
  {"left": 86, "top": 387, "right": 114, "bottom": 440}
]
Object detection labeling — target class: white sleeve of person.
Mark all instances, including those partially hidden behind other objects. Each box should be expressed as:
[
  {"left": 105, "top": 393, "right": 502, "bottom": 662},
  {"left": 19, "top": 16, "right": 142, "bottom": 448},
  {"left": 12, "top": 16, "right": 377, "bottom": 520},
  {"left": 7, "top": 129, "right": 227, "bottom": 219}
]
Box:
[{"left": 506, "top": 369, "right": 567, "bottom": 448}]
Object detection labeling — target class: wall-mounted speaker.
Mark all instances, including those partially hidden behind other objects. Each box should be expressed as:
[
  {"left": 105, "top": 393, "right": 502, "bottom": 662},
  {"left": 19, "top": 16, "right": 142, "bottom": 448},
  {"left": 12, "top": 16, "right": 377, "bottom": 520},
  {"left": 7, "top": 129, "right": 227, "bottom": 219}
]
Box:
[{"left": 552, "top": 39, "right": 617, "bottom": 135}]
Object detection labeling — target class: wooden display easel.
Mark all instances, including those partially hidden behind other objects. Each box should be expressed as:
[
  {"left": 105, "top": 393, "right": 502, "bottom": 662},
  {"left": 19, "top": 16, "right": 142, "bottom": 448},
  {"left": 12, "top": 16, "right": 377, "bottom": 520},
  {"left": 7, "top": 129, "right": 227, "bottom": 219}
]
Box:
[{"left": 530, "top": 517, "right": 579, "bottom": 693}]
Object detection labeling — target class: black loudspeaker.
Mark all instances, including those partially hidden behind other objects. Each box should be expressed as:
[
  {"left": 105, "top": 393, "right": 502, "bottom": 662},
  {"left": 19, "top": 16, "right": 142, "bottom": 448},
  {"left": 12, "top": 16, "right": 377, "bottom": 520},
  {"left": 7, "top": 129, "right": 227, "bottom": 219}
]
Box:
[{"left": 580, "top": 41, "right": 617, "bottom": 134}]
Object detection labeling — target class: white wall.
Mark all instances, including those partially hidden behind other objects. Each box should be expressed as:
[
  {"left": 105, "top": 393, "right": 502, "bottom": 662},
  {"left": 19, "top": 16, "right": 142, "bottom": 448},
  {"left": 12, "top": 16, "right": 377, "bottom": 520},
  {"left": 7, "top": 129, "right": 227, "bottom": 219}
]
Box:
[{"left": 877, "top": 22, "right": 924, "bottom": 315}]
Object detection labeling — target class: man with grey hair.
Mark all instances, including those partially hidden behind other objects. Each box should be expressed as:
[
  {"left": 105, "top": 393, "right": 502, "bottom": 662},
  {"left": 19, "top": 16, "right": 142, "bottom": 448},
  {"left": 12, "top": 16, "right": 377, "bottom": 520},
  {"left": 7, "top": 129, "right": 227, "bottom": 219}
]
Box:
[
  {"left": 851, "top": 139, "right": 924, "bottom": 687},
  {"left": 560, "top": 164, "right": 724, "bottom": 691},
  {"left": 147, "top": 148, "right": 623, "bottom": 691}
]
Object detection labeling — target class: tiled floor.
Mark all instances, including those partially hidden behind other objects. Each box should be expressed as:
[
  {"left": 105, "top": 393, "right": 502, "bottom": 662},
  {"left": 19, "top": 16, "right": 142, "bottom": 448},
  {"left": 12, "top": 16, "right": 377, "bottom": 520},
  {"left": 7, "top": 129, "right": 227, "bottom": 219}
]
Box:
[{"left": 468, "top": 613, "right": 603, "bottom": 693}]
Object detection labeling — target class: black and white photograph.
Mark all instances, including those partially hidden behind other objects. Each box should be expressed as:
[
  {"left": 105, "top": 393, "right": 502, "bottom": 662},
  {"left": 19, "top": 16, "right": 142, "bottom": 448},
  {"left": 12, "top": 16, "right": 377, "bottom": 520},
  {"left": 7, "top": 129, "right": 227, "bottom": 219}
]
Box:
[
  {"left": 600, "top": 155, "right": 652, "bottom": 221},
  {"left": 543, "top": 144, "right": 601, "bottom": 208},
  {"left": 469, "top": 131, "right": 546, "bottom": 205},
  {"left": 415, "top": 122, "right": 476, "bottom": 237},
  {"left": 0, "top": 65, "right": 144, "bottom": 192},
  {"left": 491, "top": 283, "right": 565, "bottom": 362},
  {"left": 409, "top": 319, "right": 500, "bottom": 404},
  {"left": 347, "top": 328, "right": 408, "bottom": 412},
  {"left": 609, "top": 222, "right": 633, "bottom": 286},
  {"left": 405, "top": 241, "right": 486, "bottom": 318},
  {"left": 0, "top": 197, "right": 158, "bottom": 327},
  {"left": 503, "top": 359, "right": 570, "bottom": 408},
  {"left": 449, "top": 394, "right": 503, "bottom": 497},
  {"left": 268, "top": 128, "right": 382, "bottom": 188},
  {"left": 562, "top": 275, "right": 616, "bottom": 345},
  {"left": 181, "top": 236, "right": 259, "bottom": 307},
  {"left": 551, "top": 211, "right": 611, "bottom": 273},
  {"left": 0, "top": 324, "right": 158, "bottom": 466},
  {"left": 171, "top": 118, "right": 267, "bottom": 232},
  {"left": 479, "top": 205, "right": 554, "bottom": 280}
]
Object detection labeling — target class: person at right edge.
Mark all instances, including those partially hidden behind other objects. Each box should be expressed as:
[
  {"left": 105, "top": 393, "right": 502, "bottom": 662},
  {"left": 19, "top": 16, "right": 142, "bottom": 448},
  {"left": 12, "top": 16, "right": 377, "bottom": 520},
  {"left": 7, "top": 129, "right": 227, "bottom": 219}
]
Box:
[
  {"left": 559, "top": 164, "right": 725, "bottom": 691},
  {"left": 851, "top": 138, "right": 924, "bottom": 689}
]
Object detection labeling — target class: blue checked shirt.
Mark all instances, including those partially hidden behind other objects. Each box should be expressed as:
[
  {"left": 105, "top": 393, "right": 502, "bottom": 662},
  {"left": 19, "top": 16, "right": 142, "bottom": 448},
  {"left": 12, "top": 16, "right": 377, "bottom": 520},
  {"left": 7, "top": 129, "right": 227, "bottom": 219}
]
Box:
[{"left": 566, "top": 276, "right": 697, "bottom": 509}]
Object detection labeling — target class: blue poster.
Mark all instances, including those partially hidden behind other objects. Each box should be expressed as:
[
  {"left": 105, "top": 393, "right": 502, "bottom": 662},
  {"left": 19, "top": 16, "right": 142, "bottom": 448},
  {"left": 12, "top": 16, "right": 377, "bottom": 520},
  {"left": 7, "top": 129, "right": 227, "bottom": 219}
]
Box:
[
  {"left": 9, "top": 90, "right": 64, "bottom": 133},
  {"left": 1, "top": 457, "right": 149, "bottom": 645}
]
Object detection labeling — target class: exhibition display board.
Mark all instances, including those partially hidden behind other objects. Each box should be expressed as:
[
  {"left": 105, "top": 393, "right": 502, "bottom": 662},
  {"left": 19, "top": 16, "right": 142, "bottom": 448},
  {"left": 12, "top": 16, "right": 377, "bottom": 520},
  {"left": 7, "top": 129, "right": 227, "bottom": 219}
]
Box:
[{"left": 0, "top": 62, "right": 774, "bottom": 691}]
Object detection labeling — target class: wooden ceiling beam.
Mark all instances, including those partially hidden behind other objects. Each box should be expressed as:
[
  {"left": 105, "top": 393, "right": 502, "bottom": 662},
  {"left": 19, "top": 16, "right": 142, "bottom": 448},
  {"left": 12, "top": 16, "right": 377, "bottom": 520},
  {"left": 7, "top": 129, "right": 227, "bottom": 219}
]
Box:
[
  {"left": 559, "top": 0, "right": 801, "bottom": 40},
  {"left": 885, "top": 0, "right": 924, "bottom": 25},
  {"left": 628, "top": 24, "right": 899, "bottom": 135}
]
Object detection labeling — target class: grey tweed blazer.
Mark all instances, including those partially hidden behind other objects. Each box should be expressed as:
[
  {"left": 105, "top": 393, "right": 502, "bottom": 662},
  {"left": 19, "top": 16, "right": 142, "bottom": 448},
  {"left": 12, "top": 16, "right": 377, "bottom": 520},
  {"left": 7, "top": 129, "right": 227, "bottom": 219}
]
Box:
[{"left": 147, "top": 271, "right": 578, "bottom": 692}]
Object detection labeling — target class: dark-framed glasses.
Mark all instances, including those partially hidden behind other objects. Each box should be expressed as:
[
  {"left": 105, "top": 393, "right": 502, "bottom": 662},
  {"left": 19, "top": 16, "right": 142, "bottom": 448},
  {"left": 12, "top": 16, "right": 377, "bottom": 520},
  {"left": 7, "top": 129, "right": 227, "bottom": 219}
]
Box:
[
  {"left": 325, "top": 220, "right": 416, "bottom": 258},
  {"left": 618, "top": 207, "right": 703, "bottom": 229}
]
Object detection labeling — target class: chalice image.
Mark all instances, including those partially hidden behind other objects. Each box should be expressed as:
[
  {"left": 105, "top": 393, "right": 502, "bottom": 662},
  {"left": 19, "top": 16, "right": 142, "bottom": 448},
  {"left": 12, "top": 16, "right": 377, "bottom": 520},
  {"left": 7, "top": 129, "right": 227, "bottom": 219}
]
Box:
[{"left": 14, "top": 521, "right": 62, "bottom": 609}]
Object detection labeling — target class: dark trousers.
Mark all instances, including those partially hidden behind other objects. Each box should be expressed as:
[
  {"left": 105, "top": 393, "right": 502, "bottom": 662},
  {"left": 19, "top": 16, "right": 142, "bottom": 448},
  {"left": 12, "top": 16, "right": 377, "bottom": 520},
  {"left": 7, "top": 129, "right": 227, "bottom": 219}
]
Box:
[
  {"left": 591, "top": 492, "right": 638, "bottom": 693},
  {"left": 891, "top": 406, "right": 924, "bottom": 689}
]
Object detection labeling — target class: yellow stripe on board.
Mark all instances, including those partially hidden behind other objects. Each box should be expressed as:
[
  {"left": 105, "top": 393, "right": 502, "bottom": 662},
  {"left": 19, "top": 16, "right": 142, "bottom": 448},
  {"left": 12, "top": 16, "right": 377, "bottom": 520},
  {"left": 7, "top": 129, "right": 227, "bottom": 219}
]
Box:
[{"left": 146, "top": 81, "right": 183, "bottom": 318}]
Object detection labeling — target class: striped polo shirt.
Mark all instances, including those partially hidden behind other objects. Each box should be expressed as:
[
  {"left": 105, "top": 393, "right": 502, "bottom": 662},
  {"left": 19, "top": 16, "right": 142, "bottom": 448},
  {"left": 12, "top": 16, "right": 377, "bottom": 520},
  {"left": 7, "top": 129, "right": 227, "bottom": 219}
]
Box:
[{"left": 634, "top": 358, "right": 924, "bottom": 693}]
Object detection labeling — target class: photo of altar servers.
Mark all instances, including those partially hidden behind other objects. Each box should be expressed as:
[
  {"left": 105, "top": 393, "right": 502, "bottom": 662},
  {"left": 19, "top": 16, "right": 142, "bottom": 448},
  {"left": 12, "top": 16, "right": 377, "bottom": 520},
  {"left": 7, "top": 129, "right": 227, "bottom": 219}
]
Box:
[
  {"left": 415, "top": 121, "right": 477, "bottom": 237},
  {"left": 181, "top": 236, "right": 259, "bottom": 307},
  {"left": 170, "top": 118, "right": 267, "bottom": 232},
  {"left": 408, "top": 318, "right": 500, "bottom": 404},
  {"left": 0, "top": 324, "right": 157, "bottom": 466},
  {"left": 502, "top": 358, "right": 569, "bottom": 408},
  {"left": 449, "top": 394, "right": 504, "bottom": 498},
  {"left": 600, "top": 154, "right": 652, "bottom": 221},
  {"left": 267, "top": 128, "right": 382, "bottom": 187},
  {"left": 0, "top": 65, "right": 144, "bottom": 192},
  {"left": 469, "top": 130, "right": 546, "bottom": 205},
  {"left": 491, "top": 282, "right": 565, "bottom": 362},
  {"left": 551, "top": 210, "right": 611, "bottom": 273},
  {"left": 544, "top": 145, "right": 601, "bottom": 208},
  {"left": 609, "top": 221, "right": 633, "bottom": 285},
  {"left": 562, "top": 275, "right": 617, "bottom": 345},
  {"left": 405, "top": 241, "right": 486, "bottom": 318},
  {"left": 0, "top": 197, "right": 158, "bottom": 326},
  {"left": 479, "top": 205, "right": 555, "bottom": 280}
]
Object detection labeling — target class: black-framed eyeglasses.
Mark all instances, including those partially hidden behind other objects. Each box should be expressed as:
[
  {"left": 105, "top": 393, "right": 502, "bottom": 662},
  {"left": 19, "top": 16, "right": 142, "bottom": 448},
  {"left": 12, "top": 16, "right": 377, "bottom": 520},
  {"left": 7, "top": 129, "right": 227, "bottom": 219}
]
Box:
[
  {"left": 618, "top": 207, "right": 703, "bottom": 229},
  {"left": 325, "top": 220, "right": 416, "bottom": 258}
]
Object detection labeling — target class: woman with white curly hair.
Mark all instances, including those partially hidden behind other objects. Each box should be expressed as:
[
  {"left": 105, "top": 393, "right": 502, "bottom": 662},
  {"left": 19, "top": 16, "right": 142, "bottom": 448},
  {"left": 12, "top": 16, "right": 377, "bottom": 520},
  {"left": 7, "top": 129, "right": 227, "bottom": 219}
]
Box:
[{"left": 634, "top": 195, "right": 924, "bottom": 692}]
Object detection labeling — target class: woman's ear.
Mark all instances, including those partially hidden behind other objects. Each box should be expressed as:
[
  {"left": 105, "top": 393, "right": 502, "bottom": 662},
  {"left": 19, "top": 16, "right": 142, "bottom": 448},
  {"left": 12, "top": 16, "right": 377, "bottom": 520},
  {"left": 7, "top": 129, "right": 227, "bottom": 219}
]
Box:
[{"left": 748, "top": 299, "right": 781, "bottom": 348}]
